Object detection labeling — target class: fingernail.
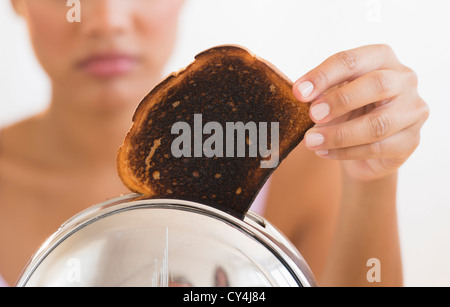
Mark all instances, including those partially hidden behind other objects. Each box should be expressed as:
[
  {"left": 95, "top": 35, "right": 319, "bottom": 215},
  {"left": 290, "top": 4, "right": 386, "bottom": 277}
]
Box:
[
  {"left": 297, "top": 81, "right": 314, "bottom": 98},
  {"left": 315, "top": 150, "right": 329, "bottom": 157},
  {"left": 310, "top": 103, "right": 330, "bottom": 121},
  {"left": 306, "top": 133, "right": 325, "bottom": 148}
]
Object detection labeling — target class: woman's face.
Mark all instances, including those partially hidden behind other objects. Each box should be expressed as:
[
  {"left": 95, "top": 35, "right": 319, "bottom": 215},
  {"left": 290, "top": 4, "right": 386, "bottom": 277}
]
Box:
[{"left": 11, "top": 0, "right": 185, "bottom": 112}]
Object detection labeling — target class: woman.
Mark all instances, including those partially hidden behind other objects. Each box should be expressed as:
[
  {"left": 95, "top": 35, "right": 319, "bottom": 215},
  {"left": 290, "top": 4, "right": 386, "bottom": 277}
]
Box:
[{"left": 0, "top": 0, "right": 428, "bottom": 287}]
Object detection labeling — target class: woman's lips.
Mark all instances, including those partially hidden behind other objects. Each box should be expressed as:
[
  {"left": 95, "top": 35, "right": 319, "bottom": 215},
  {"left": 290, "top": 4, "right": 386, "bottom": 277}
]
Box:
[{"left": 78, "top": 54, "right": 138, "bottom": 78}]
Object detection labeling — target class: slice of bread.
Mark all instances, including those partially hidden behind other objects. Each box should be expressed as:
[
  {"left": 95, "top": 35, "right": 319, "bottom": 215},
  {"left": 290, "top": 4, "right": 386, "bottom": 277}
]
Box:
[{"left": 117, "top": 45, "right": 314, "bottom": 218}]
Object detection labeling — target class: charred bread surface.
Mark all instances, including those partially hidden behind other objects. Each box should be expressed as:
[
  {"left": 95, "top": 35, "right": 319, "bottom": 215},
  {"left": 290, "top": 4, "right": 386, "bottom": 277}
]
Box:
[{"left": 117, "top": 45, "right": 314, "bottom": 218}]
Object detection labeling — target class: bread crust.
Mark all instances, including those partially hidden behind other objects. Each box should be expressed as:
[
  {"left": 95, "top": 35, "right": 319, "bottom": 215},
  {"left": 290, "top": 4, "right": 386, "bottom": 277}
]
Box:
[{"left": 117, "top": 45, "right": 314, "bottom": 218}]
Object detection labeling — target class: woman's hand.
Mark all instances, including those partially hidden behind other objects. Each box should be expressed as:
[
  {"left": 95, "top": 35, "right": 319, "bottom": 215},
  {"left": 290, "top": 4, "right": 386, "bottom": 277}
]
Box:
[{"left": 293, "top": 44, "right": 429, "bottom": 181}]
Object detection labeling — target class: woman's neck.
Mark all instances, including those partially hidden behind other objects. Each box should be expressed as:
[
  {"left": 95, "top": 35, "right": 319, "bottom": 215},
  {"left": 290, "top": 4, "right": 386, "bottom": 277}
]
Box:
[{"left": 39, "top": 87, "right": 140, "bottom": 170}]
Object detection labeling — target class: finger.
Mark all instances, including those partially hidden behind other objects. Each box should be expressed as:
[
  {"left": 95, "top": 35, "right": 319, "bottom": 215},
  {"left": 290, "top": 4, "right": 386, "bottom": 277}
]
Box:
[
  {"left": 304, "top": 97, "right": 427, "bottom": 150},
  {"left": 308, "top": 70, "right": 406, "bottom": 124},
  {"left": 293, "top": 44, "right": 400, "bottom": 102},
  {"left": 315, "top": 123, "right": 422, "bottom": 161}
]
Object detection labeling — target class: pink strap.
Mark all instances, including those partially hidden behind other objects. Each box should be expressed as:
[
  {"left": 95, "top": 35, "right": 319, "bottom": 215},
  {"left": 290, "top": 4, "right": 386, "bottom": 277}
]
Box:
[
  {"left": 0, "top": 274, "right": 9, "bottom": 287},
  {"left": 249, "top": 179, "right": 271, "bottom": 216}
]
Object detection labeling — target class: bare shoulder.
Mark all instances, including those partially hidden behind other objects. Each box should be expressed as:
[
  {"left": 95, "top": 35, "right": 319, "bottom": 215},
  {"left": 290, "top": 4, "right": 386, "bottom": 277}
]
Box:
[
  {"left": 0, "top": 115, "right": 44, "bottom": 213},
  {"left": 0, "top": 116, "right": 41, "bottom": 159}
]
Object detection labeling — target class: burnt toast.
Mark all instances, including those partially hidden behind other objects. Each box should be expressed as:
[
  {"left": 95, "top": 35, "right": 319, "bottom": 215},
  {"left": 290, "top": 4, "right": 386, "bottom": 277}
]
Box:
[{"left": 117, "top": 45, "right": 314, "bottom": 218}]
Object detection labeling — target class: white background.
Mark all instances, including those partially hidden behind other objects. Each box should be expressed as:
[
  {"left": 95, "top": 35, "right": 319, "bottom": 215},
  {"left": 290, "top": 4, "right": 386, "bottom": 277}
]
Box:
[{"left": 1, "top": 0, "right": 449, "bottom": 286}]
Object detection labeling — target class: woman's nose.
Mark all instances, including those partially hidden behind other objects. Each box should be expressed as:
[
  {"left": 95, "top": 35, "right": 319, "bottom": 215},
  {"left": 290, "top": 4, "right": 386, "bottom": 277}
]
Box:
[{"left": 81, "top": 0, "right": 133, "bottom": 39}]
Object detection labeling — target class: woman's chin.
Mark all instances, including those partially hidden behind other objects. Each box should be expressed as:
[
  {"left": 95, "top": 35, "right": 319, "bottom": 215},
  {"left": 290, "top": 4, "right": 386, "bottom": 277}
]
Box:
[{"left": 69, "top": 73, "right": 159, "bottom": 116}]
